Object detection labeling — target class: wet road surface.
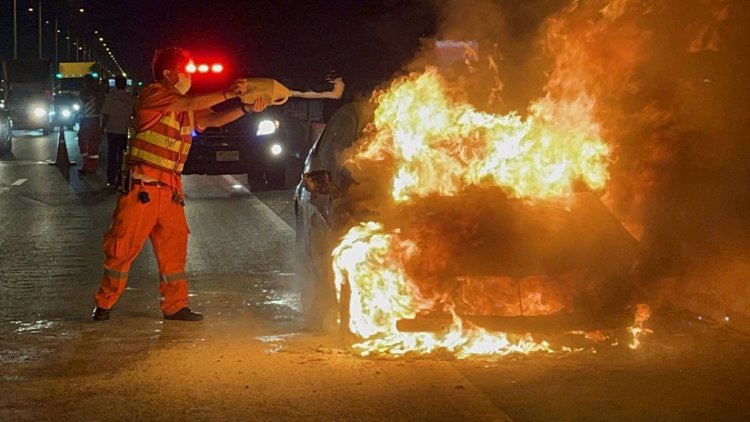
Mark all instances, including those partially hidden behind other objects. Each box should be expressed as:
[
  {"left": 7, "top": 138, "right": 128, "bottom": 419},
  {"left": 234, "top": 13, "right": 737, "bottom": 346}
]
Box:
[{"left": 1, "top": 129, "right": 750, "bottom": 421}]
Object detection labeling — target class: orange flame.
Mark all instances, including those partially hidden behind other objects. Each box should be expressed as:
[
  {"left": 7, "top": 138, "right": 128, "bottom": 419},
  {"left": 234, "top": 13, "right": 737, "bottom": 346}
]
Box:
[
  {"left": 628, "top": 303, "right": 653, "bottom": 349},
  {"left": 333, "top": 222, "right": 553, "bottom": 357},
  {"left": 329, "top": 0, "right": 678, "bottom": 357},
  {"left": 354, "top": 69, "right": 610, "bottom": 202},
  {"left": 333, "top": 70, "right": 618, "bottom": 357}
]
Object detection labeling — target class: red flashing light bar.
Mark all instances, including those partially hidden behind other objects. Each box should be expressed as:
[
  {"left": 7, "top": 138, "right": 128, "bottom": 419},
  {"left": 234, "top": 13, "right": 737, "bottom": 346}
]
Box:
[{"left": 186, "top": 62, "right": 223, "bottom": 74}]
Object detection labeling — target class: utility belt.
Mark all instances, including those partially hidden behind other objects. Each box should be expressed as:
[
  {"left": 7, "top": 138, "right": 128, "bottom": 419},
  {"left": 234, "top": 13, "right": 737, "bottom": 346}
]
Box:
[
  {"left": 131, "top": 178, "right": 169, "bottom": 187},
  {"left": 119, "top": 161, "right": 184, "bottom": 206}
]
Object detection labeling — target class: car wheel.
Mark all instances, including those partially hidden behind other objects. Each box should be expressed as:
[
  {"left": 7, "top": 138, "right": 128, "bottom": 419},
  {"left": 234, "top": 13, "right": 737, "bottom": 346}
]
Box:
[{"left": 42, "top": 125, "right": 51, "bottom": 135}]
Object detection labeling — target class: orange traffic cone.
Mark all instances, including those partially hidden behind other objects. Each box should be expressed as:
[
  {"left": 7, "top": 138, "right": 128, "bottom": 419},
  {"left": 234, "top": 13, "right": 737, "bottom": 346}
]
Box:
[{"left": 48, "top": 127, "right": 75, "bottom": 168}]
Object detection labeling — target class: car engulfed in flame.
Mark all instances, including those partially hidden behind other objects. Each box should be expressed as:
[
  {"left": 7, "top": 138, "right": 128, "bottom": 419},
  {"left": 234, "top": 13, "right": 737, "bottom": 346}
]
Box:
[{"left": 295, "top": 69, "right": 644, "bottom": 358}]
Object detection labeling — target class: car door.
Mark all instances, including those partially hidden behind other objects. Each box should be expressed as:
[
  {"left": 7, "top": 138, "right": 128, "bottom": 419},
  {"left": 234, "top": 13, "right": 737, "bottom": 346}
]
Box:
[{"left": 295, "top": 102, "right": 371, "bottom": 329}]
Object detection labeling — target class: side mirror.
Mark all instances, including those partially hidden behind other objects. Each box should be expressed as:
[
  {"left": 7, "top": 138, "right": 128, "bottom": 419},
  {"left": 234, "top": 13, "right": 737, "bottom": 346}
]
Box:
[{"left": 303, "top": 170, "right": 341, "bottom": 198}]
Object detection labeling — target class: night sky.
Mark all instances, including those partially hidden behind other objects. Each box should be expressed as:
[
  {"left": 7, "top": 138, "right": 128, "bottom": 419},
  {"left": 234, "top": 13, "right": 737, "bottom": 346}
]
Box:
[{"left": 0, "top": 0, "right": 437, "bottom": 89}]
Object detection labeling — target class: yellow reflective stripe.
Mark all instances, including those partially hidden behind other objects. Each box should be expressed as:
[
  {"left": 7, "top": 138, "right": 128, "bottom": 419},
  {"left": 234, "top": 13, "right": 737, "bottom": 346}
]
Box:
[
  {"left": 176, "top": 162, "right": 184, "bottom": 172},
  {"left": 180, "top": 111, "right": 195, "bottom": 135},
  {"left": 129, "top": 147, "right": 178, "bottom": 169},
  {"left": 135, "top": 130, "right": 181, "bottom": 153},
  {"left": 160, "top": 113, "right": 180, "bottom": 131},
  {"left": 181, "top": 142, "right": 191, "bottom": 154}
]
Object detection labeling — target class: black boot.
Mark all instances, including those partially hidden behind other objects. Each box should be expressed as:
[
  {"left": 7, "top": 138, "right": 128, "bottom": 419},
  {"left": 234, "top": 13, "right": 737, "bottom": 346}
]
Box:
[
  {"left": 92, "top": 307, "right": 111, "bottom": 321},
  {"left": 164, "top": 307, "right": 203, "bottom": 321}
]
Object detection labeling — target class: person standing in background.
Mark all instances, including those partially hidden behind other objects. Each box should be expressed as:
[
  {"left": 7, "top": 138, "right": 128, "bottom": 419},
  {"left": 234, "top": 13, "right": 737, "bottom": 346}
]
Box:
[
  {"left": 101, "top": 75, "right": 135, "bottom": 190},
  {"left": 78, "top": 75, "right": 105, "bottom": 175}
]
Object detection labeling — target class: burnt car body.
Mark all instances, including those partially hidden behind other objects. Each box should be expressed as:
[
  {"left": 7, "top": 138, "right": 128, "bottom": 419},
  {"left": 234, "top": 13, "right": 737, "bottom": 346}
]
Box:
[
  {"left": 0, "top": 110, "right": 12, "bottom": 155},
  {"left": 294, "top": 101, "right": 640, "bottom": 333}
]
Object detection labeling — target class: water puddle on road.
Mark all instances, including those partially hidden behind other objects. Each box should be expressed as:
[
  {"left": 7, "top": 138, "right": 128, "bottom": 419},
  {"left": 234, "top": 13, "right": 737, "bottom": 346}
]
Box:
[
  {"left": 256, "top": 333, "right": 304, "bottom": 353},
  {"left": 11, "top": 319, "right": 59, "bottom": 333}
]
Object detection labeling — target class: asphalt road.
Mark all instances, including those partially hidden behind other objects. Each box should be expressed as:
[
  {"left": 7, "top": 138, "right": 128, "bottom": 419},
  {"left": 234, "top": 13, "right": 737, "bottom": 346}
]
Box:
[{"left": 1, "top": 129, "right": 749, "bottom": 421}]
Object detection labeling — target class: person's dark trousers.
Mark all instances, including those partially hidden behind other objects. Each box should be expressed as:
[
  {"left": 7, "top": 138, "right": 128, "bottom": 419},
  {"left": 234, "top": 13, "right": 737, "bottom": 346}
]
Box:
[{"left": 106, "top": 133, "right": 128, "bottom": 187}]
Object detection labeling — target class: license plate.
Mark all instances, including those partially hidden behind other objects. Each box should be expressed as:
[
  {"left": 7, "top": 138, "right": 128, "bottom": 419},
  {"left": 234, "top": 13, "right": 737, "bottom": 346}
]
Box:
[{"left": 216, "top": 151, "right": 240, "bottom": 161}]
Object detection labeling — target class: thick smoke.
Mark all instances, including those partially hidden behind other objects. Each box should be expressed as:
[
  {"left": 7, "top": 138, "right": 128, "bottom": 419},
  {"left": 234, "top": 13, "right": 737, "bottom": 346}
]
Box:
[{"left": 342, "top": 0, "right": 749, "bottom": 318}]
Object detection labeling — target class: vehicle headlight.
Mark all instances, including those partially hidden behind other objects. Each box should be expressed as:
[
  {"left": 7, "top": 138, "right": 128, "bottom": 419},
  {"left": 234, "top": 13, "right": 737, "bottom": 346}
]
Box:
[
  {"left": 270, "top": 143, "right": 283, "bottom": 156},
  {"left": 257, "top": 119, "right": 277, "bottom": 136},
  {"left": 72, "top": 104, "right": 81, "bottom": 111},
  {"left": 62, "top": 109, "right": 71, "bottom": 118},
  {"left": 33, "top": 107, "right": 47, "bottom": 117}
]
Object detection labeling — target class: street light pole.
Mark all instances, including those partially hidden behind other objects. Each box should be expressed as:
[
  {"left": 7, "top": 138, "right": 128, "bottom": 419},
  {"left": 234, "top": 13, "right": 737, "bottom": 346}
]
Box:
[
  {"left": 13, "top": 0, "right": 18, "bottom": 59},
  {"left": 54, "top": 18, "right": 58, "bottom": 65},
  {"left": 38, "top": 0, "right": 42, "bottom": 59}
]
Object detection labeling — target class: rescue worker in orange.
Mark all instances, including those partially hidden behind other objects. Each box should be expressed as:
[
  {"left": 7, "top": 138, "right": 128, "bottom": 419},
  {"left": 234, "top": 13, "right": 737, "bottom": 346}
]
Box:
[{"left": 92, "top": 47, "right": 266, "bottom": 321}]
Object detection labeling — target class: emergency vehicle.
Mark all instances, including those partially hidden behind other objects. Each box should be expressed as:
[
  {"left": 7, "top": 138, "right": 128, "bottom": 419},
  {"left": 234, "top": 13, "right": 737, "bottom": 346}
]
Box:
[{"left": 183, "top": 57, "right": 329, "bottom": 190}]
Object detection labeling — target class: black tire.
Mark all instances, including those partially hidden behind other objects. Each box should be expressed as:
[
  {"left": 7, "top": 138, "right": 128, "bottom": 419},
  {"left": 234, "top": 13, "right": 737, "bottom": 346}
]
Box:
[{"left": 41, "top": 125, "right": 51, "bottom": 135}]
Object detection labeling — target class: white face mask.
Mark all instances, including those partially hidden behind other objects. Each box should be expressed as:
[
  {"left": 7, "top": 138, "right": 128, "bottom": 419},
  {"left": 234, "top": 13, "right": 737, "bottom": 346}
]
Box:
[{"left": 174, "top": 73, "right": 191, "bottom": 95}]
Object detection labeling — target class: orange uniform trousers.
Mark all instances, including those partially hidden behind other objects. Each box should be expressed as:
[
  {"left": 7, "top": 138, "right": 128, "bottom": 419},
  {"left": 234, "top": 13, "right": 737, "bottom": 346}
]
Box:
[
  {"left": 94, "top": 183, "right": 190, "bottom": 315},
  {"left": 78, "top": 117, "right": 102, "bottom": 172}
]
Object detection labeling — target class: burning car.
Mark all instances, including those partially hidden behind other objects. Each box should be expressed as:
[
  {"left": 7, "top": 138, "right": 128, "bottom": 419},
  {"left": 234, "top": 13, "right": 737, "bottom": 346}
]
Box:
[{"left": 295, "top": 70, "right": 641, "bottom": 356}]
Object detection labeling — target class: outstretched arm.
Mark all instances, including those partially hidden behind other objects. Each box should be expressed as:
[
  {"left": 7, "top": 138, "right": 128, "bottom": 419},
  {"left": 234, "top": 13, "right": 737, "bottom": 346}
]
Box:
[
  {"left": 165, "top": 79, "right": 247, "bottom": 112},
  {"left": 195, "top": 98, "right": 268, "bottom": 130}
]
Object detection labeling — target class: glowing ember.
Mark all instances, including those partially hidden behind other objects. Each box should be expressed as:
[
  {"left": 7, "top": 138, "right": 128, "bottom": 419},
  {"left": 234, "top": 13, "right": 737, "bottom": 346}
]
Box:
[{"left": 355, "top": 69, "right": 610, "bottom": 202}]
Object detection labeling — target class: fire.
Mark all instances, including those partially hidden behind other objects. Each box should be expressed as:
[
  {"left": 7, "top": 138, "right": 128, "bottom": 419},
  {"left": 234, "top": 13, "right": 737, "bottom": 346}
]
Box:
[
  {"left": 628, "top": 303, "right": 653, "bottom": 349},
  {"left": 333, "top": 222, "right": 553, "bottom": 357},
  {"left": 356, "top": 69, "right": 609, "bottom": 202},
  {"left": 326, "top": 0, "right": 670, "bottom": 357},
  {"left": 331, "top": 70, "right": 613, "bottom": 357}
]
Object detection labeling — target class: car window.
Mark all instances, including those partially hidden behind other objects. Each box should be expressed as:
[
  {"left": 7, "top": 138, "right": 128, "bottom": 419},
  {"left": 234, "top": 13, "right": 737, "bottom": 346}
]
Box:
[{"left": 313, "top": 102, "right": 373, "bottom": 192}]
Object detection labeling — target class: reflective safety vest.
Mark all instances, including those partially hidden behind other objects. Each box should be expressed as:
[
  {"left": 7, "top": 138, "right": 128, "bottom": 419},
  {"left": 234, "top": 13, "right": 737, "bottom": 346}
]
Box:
[
  {"left": 128, "top": 111, "right": 194, "bottom": 174},
  {"left": 84, "top": 98, "right": 99, "bottom": 118}
]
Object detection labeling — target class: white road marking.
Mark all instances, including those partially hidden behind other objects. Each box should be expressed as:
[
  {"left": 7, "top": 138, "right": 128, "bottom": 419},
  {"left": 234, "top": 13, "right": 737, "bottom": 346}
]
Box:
[
  {"left": 222, "top": 174, "right": 250, "bottom": 194},
  {"left": 227, "top": 175, "right": 295, "bottom": 232},
  {"left": 248, "top": 195, "right": 295, "bottom": 234},
  {"left": 11, "top": 179, "right": 27, "bottom": 186}
]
